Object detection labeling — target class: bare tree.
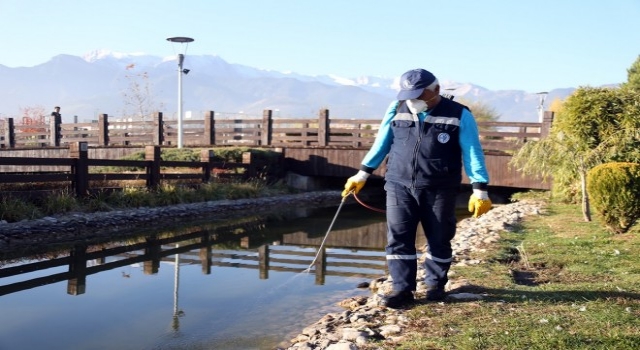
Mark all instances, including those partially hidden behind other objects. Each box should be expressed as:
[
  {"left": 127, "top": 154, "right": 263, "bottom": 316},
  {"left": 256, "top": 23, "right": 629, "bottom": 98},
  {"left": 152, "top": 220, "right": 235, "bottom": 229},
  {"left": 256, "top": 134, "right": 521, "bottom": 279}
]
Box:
[{"left": 120, "top": 64, "right": 164, "bottom": 122}]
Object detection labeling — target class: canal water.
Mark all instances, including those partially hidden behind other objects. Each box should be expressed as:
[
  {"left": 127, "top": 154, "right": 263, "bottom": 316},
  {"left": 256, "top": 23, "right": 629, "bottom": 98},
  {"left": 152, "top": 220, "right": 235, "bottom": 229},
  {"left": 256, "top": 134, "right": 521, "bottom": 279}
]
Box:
[{"left": 0, "top": 200, "right": 468, "bottom": 350}]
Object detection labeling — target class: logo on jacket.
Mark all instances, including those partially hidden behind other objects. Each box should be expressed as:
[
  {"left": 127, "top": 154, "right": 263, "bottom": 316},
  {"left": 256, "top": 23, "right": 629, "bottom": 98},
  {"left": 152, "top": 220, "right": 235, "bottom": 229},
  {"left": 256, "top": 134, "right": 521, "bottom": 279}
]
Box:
[{"left": 437, "top": 133, "right": 450, "bottom": 144}]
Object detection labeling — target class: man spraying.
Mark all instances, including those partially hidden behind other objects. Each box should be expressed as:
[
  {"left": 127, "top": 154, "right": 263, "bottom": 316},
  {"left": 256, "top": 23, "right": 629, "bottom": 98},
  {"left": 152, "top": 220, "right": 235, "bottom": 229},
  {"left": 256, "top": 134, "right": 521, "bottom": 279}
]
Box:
[{"left": 342, "top": 68, "right": 492, "bottom": 308}]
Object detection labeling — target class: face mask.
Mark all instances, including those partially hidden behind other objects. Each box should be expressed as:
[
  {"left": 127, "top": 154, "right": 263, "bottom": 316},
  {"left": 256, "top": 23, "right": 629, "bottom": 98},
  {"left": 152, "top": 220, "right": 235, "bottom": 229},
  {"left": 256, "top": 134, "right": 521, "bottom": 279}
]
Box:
[{"left": 406, "top": 99, "right": 428, "bottom": 114}]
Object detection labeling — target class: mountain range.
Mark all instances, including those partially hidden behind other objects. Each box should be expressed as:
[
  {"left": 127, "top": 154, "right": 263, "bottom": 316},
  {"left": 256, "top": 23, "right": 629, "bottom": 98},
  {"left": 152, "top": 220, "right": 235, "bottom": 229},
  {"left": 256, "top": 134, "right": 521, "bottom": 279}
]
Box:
[{"left": 0, "top": 50, "right": 579, "bottom": 123}]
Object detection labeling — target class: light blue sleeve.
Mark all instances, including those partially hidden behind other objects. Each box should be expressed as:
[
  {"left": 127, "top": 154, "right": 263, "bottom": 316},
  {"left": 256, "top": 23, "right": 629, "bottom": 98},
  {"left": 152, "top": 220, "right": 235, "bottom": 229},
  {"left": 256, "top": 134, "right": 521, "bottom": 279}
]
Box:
[
  {"left": 459, "top": 109, "right": 490, "bottom": 184},
  {"left": 360, "top": 101, "right": 398, "bottom": 171}
]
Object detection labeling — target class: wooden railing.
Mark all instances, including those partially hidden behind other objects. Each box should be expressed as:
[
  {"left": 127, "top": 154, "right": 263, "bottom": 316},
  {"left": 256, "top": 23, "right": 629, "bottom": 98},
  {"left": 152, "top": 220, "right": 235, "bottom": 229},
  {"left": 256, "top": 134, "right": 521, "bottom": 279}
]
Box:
[
  {"left": 0, "top": 109, "right": 555, "bottom": 153},
  {"left": 0, "top": 143, "right": 260, "bottom": 197}
]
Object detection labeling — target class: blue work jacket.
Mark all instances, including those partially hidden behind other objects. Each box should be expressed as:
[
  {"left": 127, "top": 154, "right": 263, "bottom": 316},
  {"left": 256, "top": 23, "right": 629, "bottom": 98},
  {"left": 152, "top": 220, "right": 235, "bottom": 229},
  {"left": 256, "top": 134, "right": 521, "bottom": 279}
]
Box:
[{"left": 360, "top": 97, "right": 489, "bottom": 189}]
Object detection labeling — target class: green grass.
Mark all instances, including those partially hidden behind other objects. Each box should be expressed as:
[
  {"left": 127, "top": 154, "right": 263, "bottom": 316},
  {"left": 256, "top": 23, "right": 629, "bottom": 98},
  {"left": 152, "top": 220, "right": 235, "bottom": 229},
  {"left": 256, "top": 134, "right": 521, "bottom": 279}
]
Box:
[
  {"left": 370, "top": 200, "right": 640, "bottom": 350},
  {"left": 0, "top": 179, "right": 298, "bottom": 222},
  {"left": 0, "top": 146, "right": 289, "bottom": 222}
]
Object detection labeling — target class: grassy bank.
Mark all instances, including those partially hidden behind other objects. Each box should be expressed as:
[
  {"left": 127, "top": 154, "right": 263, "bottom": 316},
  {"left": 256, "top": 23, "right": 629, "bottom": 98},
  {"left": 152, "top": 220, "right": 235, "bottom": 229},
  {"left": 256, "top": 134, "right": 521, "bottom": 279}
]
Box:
[
  {"left": 0, "top": 147, "right": 290, "bottom": 223},
  {"left": 0, "top": 180, "right": 297, "bottom": 223},
  {"left": 388, "top": 200, "right": 639, "bottom": 350}
]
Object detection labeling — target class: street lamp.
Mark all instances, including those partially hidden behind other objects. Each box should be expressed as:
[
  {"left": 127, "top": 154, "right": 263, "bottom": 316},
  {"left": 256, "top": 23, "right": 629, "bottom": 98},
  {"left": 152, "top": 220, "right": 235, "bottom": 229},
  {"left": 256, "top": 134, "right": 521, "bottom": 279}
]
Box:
[
  {"left": 443, "top": 87, "right": 458, "bottom": 101},
  {"left": 536, "top": 91, "right": 548, "bottom": 123},
  {"left": 166, "top": 36, "right": 194, "bottom": 148}
]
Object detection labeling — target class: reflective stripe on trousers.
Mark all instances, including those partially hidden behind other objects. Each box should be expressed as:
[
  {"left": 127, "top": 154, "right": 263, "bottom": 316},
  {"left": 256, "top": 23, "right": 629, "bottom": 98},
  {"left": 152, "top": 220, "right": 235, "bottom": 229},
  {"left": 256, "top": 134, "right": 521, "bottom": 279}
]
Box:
[{"left": 385, "top": 181, "right": 458, "bottom": 291}]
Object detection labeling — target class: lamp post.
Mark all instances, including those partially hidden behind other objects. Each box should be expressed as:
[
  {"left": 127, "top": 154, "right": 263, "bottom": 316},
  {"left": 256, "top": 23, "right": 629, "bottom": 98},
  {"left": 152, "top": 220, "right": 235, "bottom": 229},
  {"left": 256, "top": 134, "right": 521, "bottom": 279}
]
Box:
[
  {"left": 166, "top": 36, "right": 194, "bottom": 148},
  {"left": 443, "top": 87, "right": 458, "bottom": 100},
  {"left": 536, "top": 91, "right": 548, "bottom": 123}
]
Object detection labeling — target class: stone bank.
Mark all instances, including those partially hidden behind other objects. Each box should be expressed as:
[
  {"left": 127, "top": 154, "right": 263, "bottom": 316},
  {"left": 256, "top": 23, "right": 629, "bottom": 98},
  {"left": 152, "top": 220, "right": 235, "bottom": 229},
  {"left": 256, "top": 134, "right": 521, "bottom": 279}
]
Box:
[
  {"left": 282, "top": 199, "right": 545, "bottom": 350},
  {"left": 0, "top": 191, "right": 343, "bottom": 255}
]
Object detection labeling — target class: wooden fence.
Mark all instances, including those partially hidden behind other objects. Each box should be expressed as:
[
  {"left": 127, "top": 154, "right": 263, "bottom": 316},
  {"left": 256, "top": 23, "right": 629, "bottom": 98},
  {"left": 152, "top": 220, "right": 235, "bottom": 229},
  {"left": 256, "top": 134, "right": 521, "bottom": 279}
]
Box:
[
  {"left": 0, "top": 109, "right": 555, "bottom": 153},
  {"left": 0, "top": 143, "right": 260, "bottom": 197}
]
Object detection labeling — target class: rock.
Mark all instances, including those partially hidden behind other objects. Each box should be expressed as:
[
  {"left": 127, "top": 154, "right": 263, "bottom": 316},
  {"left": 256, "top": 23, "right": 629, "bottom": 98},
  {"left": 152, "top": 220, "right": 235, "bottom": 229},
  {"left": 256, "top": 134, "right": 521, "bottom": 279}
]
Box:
[
  {"left": 325, "top": 342, "right": 358, "bottom": 350},
  {"left": 341, "top": 328, "right": 367, "bottom": 341},
  {"left": 338, "top": 296, "right": 367, "bottom": 310},
  {"left": 379, "top": 324, "right": 402, "bottom": 337},
  {"left": 355, "top": 282, "right": 369, "bottom": 289},
  {"left": 448, "top": 292, "right": 484, "bottom": 300}
]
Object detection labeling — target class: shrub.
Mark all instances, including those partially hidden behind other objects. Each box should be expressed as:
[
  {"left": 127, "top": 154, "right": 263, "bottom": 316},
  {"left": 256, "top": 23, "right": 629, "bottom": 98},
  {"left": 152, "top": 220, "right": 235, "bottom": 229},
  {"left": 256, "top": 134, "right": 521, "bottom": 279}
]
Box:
[
  {"left": 0, "top": 196, "right": 42, "bottom": 222},
  {"left": 37, "top": 190, "right": 79, "bottom": 215},
  {"left": 586, "top": 162, "right": 640, "bottom": 233},
  {"left": 212, "top": 147, "right": 251, "bottom": 162}
]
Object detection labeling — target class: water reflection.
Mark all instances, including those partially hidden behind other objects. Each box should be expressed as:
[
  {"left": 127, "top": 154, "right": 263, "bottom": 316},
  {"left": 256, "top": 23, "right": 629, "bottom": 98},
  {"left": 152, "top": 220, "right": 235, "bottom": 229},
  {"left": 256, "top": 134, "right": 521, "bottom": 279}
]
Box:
[
  {"left": 0, "top": 203, "right": 469, "bottom": 349},
  {"left": 172, "top": 244, "right": 185, "bottom": 333},
  {"left": 0, "top": 204, "right": 391, "bottom": 349}
]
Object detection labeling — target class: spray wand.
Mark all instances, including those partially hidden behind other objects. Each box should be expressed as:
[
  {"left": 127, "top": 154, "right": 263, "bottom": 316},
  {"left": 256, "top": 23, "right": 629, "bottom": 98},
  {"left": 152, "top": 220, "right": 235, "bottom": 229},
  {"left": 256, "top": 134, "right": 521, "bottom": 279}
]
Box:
[{"left": 302, "top": 192, "right": 352, "bottom": 273}]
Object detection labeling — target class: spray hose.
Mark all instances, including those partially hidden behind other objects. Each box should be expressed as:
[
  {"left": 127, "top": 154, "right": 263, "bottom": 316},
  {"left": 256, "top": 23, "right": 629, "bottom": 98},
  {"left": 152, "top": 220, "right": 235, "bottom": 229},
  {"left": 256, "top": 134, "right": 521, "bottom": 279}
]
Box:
[{"left": 353, "top": 193, "right": 386, "bottom": 213}]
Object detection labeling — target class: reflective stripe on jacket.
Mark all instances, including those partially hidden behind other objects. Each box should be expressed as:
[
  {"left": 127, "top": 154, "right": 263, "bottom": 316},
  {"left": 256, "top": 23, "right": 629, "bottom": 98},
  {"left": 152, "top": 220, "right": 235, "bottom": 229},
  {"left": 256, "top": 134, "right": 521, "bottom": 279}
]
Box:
[
  {"left": 384, "top": 98, "right": 464, "bottom": 188},
  {"left": 360, "top": 98, "right": 489, "bottom": 187}
]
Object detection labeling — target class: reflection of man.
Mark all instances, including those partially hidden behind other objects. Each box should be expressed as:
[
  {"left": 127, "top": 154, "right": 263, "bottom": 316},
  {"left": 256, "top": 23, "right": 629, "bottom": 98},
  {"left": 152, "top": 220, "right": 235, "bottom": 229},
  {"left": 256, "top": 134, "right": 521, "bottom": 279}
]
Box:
[{"left": 51, "top": 106, "right": 61, "bottom": 119}]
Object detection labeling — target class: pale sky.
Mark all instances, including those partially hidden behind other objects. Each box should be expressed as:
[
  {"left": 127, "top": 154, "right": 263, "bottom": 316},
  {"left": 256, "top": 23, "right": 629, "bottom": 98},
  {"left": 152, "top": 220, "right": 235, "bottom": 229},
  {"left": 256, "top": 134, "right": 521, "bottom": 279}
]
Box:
[{"left": 1, "top": 0, "right": 638, "bottom": 92}]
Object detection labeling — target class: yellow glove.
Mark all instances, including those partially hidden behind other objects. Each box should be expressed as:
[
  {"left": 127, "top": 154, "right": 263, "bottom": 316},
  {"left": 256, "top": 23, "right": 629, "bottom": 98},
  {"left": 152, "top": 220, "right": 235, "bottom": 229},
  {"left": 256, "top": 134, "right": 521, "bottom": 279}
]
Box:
[
  {"left": 342, "top": 170, "right": 370, "bottom": 197},
  {"left": 468, "top": 189, "right": 492, "bottom": 218}
]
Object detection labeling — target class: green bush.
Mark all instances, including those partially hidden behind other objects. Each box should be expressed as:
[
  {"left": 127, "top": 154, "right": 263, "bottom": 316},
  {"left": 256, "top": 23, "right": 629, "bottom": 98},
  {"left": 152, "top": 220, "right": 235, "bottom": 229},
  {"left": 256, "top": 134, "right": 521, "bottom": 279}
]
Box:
[
  {"left": 160, "top": 148, "right": 201, "bottom": 162},
  {"left": 0, "top": 196, "right": 42, "bottom": 222},
  {"left": 587, "top": 162, "right": 640, "bottom": 233},
  {"left": 211, "top": 147, "right": 251, "bottom": 162}
]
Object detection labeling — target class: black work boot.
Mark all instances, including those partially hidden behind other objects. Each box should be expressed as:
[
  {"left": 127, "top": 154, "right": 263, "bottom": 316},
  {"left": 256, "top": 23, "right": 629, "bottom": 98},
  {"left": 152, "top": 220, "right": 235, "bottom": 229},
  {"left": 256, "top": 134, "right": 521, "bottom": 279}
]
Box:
[
  {"left": 426, "top": 287, "right": 446, "bottom": 301},
  {"left": 380, "top": 290, "right": 414, "bottom": 309}
]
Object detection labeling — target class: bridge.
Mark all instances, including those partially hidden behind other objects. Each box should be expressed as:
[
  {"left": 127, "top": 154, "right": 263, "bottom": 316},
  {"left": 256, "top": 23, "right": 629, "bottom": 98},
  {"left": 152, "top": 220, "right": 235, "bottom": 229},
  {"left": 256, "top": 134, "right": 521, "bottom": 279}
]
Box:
[
  {"left": 276, "top": 111, "right": 554, "bottom": 190},
  {"left": 0, "top": 108, "right": 554, "bottom": 190}
]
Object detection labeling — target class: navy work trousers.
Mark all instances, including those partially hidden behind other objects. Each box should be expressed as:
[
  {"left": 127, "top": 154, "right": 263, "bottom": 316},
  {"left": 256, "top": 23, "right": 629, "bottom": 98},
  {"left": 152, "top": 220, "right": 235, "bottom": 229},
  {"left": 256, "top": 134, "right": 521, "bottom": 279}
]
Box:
[{"left": 384, "top": 181, "right": 459, "bottom": 292}]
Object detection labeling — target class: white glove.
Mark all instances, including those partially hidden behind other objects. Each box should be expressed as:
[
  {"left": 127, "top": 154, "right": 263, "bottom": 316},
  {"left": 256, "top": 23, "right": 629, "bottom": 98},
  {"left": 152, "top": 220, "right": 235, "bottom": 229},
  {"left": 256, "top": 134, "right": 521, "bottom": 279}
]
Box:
[
  {"left": 342, "top": 170, "right": 370, "bottom": 197},
  {"left": 469, "top": 189, "right": 492, "bottom": 218},
  {"left": 473, "top": 189, "right": 489, "bottom": 200}
]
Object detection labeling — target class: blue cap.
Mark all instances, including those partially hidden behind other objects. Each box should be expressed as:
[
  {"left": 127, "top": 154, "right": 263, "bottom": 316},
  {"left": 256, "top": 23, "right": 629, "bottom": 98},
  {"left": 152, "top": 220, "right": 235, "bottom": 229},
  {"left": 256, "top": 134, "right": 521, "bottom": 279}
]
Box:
[{"left": 397, "top": 69, "right": 437, "bottom": 100}]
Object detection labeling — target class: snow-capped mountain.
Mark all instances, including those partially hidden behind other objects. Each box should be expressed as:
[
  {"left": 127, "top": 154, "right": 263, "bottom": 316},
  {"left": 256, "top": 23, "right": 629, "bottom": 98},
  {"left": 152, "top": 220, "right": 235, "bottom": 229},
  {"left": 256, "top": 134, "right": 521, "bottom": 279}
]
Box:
[{"left": 0, "top": 51, "right": 576, "bottom": 122}]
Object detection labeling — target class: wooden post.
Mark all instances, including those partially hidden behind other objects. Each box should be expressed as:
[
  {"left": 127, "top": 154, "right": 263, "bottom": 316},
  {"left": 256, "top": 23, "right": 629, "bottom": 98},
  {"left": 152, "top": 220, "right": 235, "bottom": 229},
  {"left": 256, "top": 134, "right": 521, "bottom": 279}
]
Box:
[
  {"left": 4, "top": 118, "right": 15, "bottom": 148},
  {"left": 98, "top": 114, "right": 109, "bottom": 146},
  {"left": 318, "top": 109, "right": 329, "bottom": 146},
  {"left": 200, "top": 149, "right": 213, "bottom": 183},
  {"left": 70, "top": 142, "right": 89, "bottom": 197},
  {"left": 153, "top": 112, "right": 164, "bottom": 145},
  {"left": 240, "top": 236, "right": 250, "bottom": 249},
  {"left": 261, "top": 109, "right": 273, "bottom": 146},
  {"left": 72, "top": 116, "right": 78, "bottom": 144},
  {"left": 314, "top": 247, "right": 327, "bottom": 285},
  {"left": 541, "top": 111, "right": 555, "bottom": 138},
  {"left": 302, "top": 122, "right": 309, "bottom": 146},
  {"left": 258, "top": 245, "right": 269, "bottom": 280},
  {"left": 242, "top": 151, "right": 255, "bottom": 179},
  {"left": 519, "top": 126, "right": 527, "bottom": 143},
  {"left": 67, "top": 244, "right": 87, "bottom": 295},
  {"left": 143, "top": 237, "right": 161, "bottom": 275},
  {"left": 203, "top": 111, "right": 215, "bottom": 145},
  {"left": 199, "top": 234, "right": 212, "bottom": 275},
  {"left": 353, "top": 123, "right": 361, "bottom": 148},
  {"left": 49, "top": 113, "right": 62, "bottom": 146},
  {"left": 145, "top": 145, "right": 161, "bottom": 190}
]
